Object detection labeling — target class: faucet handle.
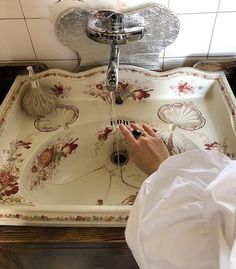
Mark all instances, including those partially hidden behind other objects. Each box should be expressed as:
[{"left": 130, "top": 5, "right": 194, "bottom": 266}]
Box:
[
  {"left": 94, "top": 10, "right": 114, "bottom": 20},
  {"left": 92, "top": 10, "right": 124, "bottom": 33},
  {"left": 87, "top": 10, "right": 145, "bottom": 45},
  {"left": 107, "top": 12, "right": 124, "bottom": 33}
]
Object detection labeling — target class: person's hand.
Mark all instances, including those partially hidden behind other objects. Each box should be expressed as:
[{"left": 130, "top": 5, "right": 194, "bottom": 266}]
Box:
[{"left": 119, "top": 123, "right": 170, "bottom": 176}]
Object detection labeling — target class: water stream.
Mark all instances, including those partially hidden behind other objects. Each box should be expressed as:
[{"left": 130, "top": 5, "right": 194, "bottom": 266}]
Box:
[{"left": 110, "top": 92, "right": 121, "bottom": 167}]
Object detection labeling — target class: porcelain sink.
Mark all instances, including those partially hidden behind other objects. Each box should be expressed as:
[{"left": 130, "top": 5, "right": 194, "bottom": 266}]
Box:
[{"left": 0, "top": 65, "right": 235, "bottom": 226}]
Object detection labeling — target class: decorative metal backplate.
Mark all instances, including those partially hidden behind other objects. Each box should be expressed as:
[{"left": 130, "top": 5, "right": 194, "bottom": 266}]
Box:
[{"left": 54, "top": 4, "right": 180, "bottom": 70}]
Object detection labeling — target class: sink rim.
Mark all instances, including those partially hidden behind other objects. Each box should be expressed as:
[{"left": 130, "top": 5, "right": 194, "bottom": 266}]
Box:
[
  {"left": 1, "top": 65, "right": 236, "bottom": 135},
  {"left": 0, "top": 65, "right": 236, "bottom": 226}
]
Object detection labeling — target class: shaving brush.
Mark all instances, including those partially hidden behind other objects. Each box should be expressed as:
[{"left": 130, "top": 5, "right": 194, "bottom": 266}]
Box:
[{"left": 22, "top": 66, "right": 58, "bottom": 117}]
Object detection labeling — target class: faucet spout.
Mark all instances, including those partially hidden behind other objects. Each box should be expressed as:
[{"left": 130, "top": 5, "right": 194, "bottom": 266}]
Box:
[
  {"left": 107, "top": 44, "right": 120, "bottom": 91},
  {"left": 87, "top": 10, "right": 146, "bottom": 94}
]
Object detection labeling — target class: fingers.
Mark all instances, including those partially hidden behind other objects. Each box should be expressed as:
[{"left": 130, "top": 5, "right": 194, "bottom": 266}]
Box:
[
  {"left": 130, "top": 123, "right": 142, "bottom": 130},
  {"left": 130, "top": 122, "right": 157, "bottom": 138},
  {"left": 119, "top": 124, "right": 136, "bottom": 145},
  {"left": 120, "top": 122, "right": 159, "bottom": 142},
  {"left": 142, "top": 123, "right": 157, "bottom": 137}
]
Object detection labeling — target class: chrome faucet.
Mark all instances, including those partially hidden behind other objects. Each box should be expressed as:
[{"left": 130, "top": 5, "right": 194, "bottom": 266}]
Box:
[
  {"left": 87, "top": 11, "right": 145, "bottom": 92},
  {"left": 107, "top": 44, "right": 120, "bottom": 91}
]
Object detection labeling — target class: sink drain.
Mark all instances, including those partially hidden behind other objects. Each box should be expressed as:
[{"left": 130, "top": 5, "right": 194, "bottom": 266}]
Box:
[{"left": 111, "top": 151, "right": 129, "bottom": 166}]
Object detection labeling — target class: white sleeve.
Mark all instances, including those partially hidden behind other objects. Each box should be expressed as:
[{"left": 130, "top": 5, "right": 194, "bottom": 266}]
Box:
[{"left": 125, "top": 149, "right": 236, "bottom": 269}]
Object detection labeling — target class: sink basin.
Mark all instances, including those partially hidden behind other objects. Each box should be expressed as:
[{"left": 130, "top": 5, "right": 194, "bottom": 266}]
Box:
[{"left": 0, "top": 65, "right": 235, "bottom": 226}]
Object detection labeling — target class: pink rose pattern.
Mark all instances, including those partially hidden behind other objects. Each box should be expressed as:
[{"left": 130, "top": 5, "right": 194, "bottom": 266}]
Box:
[
  {"left": 29, "top": 137, "right": 79, "bottom": 190},
  {"left": 170, "top": 81, "right": 202, "bottom": 96}
]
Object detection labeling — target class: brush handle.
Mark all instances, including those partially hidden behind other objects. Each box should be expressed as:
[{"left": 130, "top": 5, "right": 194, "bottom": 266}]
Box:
[{"left": 27, "top": 66, "right": 40, "bottom": 88}]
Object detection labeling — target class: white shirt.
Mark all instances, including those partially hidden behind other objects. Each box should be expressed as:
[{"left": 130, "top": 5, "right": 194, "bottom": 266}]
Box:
[{"left": 125, "top": 150, "right": 236, "bottom": 269}]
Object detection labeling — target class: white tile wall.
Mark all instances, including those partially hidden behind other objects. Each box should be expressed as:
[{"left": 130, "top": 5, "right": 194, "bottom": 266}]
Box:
[
  {"left": 164, "top": 14, "right": 216, "bottom": 57},
  {"left": 155, "top": 0, "right": 169, "bottom": 7},
  {"left": 20, "top": 0, "right": 55, "bottom": 18},
  {"left": 42, "top": 60, "right": 79, "bottom": 71},
  {"left": 169, "top": 0, "right": 219, "bottom": 14},
  {"left": 26, "top": 19, "right": 77, "bottom": 60},
  {"left": 219, "top": 0, "right": 236, "bottom": 12},
  {"left": 0, "top": 19, "right": 35, "bottom": 61},
  {"left": 118, "top": 0, "right": 169, "bottom": 8},
  {"left": 163, "top": 57, "right": 208, "bottom": 70},
  {"left": 209, "top": 12, "right": 236, "bottom": 56},
  {"left": 0, "top": 0, "right": 23, "bottom": 19},
  {"left": 0, "top": 1, "right": 235, "bottom": 70}
]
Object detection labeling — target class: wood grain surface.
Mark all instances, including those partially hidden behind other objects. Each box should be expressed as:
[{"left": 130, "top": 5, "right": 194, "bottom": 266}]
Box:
[
  {"left": 0, "top": 226, "right": 140, "bottom": 269},
  {"left": 0, "top": 226, "right": 126, "bottom": 244}
]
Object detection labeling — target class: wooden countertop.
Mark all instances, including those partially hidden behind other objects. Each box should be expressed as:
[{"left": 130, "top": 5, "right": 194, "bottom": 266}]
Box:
[
  {"left": 0, "top": 226, "right": 126, "bottom": 244},
  {"left": 0, "top": 226, "right": 138, "bottom": 269}
]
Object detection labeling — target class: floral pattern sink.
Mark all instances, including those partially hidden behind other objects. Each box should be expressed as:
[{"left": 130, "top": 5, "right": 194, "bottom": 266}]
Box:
[{"left": 0, "top": 65, "right": 235, "bottom": 226}]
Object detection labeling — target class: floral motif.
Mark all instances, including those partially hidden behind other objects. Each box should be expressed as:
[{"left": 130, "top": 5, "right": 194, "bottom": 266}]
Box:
[
  {"left": 97, "top": 127, "right": 113, "bottom": 142},
  {"left": 204, "top": 141, "right": 223, "bottom": 151},
  {"left": 0, "top": 138, "right": 32, "bottom": 204},
  {"left": 95, "top": 126, "right": 116, "bottom": 155},
  {"left": 95, "top": 125, "right": 129, "bottom": 155},
  {"left": 121, "top": 192, "right": 138, "bottom": 205},
  {"left": 178, "top": 82, "right": 193, "bottom": 93},
  {"left": 28, "top": 137, "right": 79, "bottom": 190},
  {"left": 132, "top": 89, "right": 153, "bottom": 100},
  {"left": 84, "top": 80, "right": 153, "bottom": 103},
  {"left": 0, "top": 213, "right": 129, "bottom": 224},
  {"left": 51, "top": 82, "right": 71, "bottom": 98},
  {"left": 204, "top": 141, "right": 235, "bottom": 158},
  {"left": 37, "top": 147, "right": 54, "bottom": 168},
  {"left": 0, "top": 171, "right": 18, "bottom": 197},
  {"left": 170, "top": 81, "right": 202, "bottom": 95}
]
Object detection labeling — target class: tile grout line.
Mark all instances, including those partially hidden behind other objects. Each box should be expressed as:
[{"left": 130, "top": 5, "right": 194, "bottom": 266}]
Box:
[
  {"left": 0, "top": 18, "right": 24, "bottom": 20},
  {"left": 1, "top": 10, "right": 236, "bottom": 20},
  {"left": 176, "top": 10, "right": 236, "bottom": 16},
  {"left": 1, "top": 54, "right": 232, "bottom": 65},
  {"left": 162, "top": 0, "right": 171, "bottom": 70},
  {"left": 206, "top": 0, "right": 221, "bottom": 58},
  {"left": 24, "top": 19, "right": 38, "bottom": 61},
  {"left": 0, "top": 59, "right": 79, "bottom": 62},
  {"left": 162, "top": 0, "right": 171, "bottom": 69},
  {"left": 18, "top": 0, "right": 38, "bottom": 61},
  {"left": 161, "top": 55, "right": 236, "bottom": 60}
]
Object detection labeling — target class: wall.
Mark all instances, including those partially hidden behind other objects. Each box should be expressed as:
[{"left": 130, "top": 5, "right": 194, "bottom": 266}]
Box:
[{"left": 0, "top": 0, "right": 236, "bottom": 72}]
